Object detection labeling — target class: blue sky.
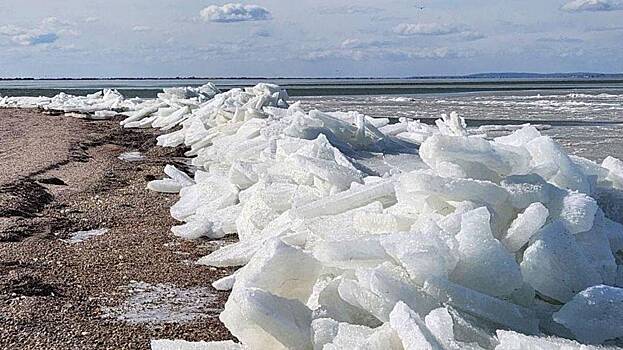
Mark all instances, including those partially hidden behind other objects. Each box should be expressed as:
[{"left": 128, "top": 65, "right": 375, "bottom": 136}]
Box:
[{"left": 0, "top": 0, "right": 622, "bottom": 77}]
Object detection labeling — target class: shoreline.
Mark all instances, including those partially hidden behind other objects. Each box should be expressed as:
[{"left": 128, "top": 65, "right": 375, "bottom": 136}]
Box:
[{"left": 0, "top": 108, "right": 232, "bottom": 349}]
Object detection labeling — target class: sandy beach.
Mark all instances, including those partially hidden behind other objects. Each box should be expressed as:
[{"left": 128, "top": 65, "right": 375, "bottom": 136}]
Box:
[{"left": 0, "top": 108, "right": 233, "bottom": 349}]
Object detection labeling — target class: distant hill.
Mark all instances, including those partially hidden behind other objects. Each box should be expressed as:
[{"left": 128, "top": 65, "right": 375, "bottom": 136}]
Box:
[
  {"left": 462, "top": 72, "right": 623, "bottom": 79},
  {"left": 1, "top": 73, "right": 623, "bottom": 80}
]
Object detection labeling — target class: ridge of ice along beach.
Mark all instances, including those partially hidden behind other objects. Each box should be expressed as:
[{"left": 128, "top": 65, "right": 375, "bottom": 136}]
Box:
[{"left": 3, "top": 83, "right": 623, "bottom": 349}]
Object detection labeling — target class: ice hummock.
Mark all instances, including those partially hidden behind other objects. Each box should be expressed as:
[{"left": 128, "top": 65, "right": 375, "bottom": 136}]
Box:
[
  {"left": 0, "top": 83, "right": 220, "bottom": 120},
  {"left": 7, "top": 83, "right": 623, "bottom": 349}
]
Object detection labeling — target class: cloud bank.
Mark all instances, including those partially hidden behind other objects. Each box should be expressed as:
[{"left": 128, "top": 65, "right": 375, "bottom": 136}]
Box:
[
  {"left": 132, "top": 26, "right": 151, "bottom": 32},
  {"left": 14, "top": 32, "right": 59, "bottom": 46},
  {"left": 561, "top": 0, "right": 623, "bottom": 12},
  {"left": 0, "top": 17, "right": 71, "bottom": 46},
  {"left": 304, "top": 45, "right": 473, "bottom": 62},
  {"left": 200, "top": 3, "right": 272, "bottom": 23},
  {"left": 317, "top": 5, "right": 383, "bottom": 15},
  {"left": 393, "top": 23, "right": 463, "bottom": 36}
]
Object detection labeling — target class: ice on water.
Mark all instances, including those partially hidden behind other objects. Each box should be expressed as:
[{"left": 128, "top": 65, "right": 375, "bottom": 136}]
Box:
[{"left": 6, "top": 84, "right": 623, "bottom": 349}]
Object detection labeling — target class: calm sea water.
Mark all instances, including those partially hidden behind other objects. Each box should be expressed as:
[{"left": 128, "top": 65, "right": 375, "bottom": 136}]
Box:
[{"left": 2, "top": 78, "right": 622, "bottom": 161}]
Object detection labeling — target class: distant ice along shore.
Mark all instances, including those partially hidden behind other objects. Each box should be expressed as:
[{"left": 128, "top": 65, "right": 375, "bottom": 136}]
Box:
[{"left": 4, "top": 83, "right": 623, "bottom": 349}]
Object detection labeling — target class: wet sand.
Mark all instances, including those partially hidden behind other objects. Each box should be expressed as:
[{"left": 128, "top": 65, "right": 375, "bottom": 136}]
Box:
[{"left": 0, "top": 109, "right": 233, "bottom": 349}]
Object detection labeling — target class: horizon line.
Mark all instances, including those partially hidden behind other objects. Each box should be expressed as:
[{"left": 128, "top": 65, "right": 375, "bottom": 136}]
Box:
[{"left": 1, "top": 72, "right": 623, "bottom": 81}]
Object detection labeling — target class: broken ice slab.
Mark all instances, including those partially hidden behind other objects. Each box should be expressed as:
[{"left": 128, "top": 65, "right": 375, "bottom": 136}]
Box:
[
  {"left": 319, "top": 320, "right": 403, "bottom": 350},
  {"left": 93, "top": 110, "right": 118, "bottom": 119},
  {"left": 219, "top": 287, "right": 312, "bottom": 350},
  {"left": 555, "top": 191, "right": 599, "bottom": 235},
  {"left": 212, "top": 274, "right": 236, "bottom": 291},
  {"left": 234, "top": 238, "right": 321, "bottom": 303},
  {"left": 422, "top": 277, "right": 539, "bottom": 335},
  {"left": 500, "top": 174, "right": 565, "bottom": 210},
  {"left": 120, "top": 103, "right": 167, "bottom": 126},
  {"left": 171, "top": 216, "right": 220, "bottom": 240},
  {"left": 151, "top": 339, "right": 241, "bottom": 350},
  {"left": 495, "top": 330, "right": 612, "bottom": 350},
  {"left": 64, "top": 112, "right": 89, "bottom": 119},
  {"left": 398, "top": 171, "right": 509, "bottom": 208},
  {"left": 62, "top": 228, "right": 108, "bottom": 244},
  {"left": 297, "top": 201, "right": 383, "bottom": 242},
  {"left": 337, "top": 278, "right": 394, "bottom": 324},
  {"left": 292, "top": 180, "right": 396, "bottom": 219},
  {"left": 451, "top": 207, "right": 523, "bottom": 298},
  {"left": 574, "top": 211, "right": 618, "bottom": 285},
  {"left": 368, "top": 263, "right": 441, "bottom": 318},
  {"left": 525, "top": 136, "right": 591, "bottom": 194},
  {"left": 501, "top": 202, "right": 549, "bottom": 252},
  {"left": 170, "top": 178, "right": 238, "bottom": 221},
  {"left": 424, "top": 307, "right": 485, "bottom": 350},
  {"left": 445, "top": 306, "right": 499, "bottom": 349},
  {"left": 389, "top": 301, "right": 443, "bottom": 350},
  {"left": 118, "top": 151, "right": 145, "bottom": 162},
  {"left": 553, "top": 285, "right": 623, "bottom": 344},
  {"left": 148, "top": 179, "right": 184, "bottom": 193},
  {"left": 164, "top": 165, "right": 195, "bottom": 187},
  {"left": 381, "top": 227, "right": 457, "bottom": 286},
  {"left": 602, "top": 156, "right": 623, "bottom": 189},
  {"left": 197, "top": 240, "right": 260, "bottom": 267},
  {"left": 419, "top": 134, "right": 530, "bottom": 179},
  {"left": 311, "top": 237, "right": 389, "bottom": 269},
  {"left": 311, "top": 276, "right": 382, "bottom": 326},
  {"left": 520, "top": 221, "right": 602, "bottom": 303}
]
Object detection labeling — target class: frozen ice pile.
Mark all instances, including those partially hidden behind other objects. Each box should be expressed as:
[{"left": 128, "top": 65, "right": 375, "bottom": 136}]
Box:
[
  {"left": 6, "top": 83, "right": 623, "bottom": 349},
  {"left": 0, "top": 83, "right": 220, "bottom": 119},
  {"left": 134, "top": 84, "right": 623, "bottom": 349}
]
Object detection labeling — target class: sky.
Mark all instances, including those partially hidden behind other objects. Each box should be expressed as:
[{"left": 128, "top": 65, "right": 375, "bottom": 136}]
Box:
[{"left": 0, "top": 0, "right": 622, "bottom": 77}]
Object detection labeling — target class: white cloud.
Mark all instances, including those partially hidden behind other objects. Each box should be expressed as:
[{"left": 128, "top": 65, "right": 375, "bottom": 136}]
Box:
[
  {"left": 537, "top": 36, "right": 584, "bottom": 43},
  {"left": 84, "top": 17, "right": 100, "bottom": 24},
  {"left": 317, "top": 5, "right": 383, "bottom": 15},
  {"left": 561, "top": 0, "right": 623, "bottom": 12},
  {"left": 0, "top": 25, "right": 23, "bottom": 36},
  {"left": 393, "top": 23, "right": 464, "bottom": 36},
  {"left": 339, "top": 38, "right": 391, "bottom": 49},
  {"left": 0, "top": 18, "right": 72, "bottom": 46},
  {"left": 588, "top": 25, "right": 623, "bottom": 31},
  {"left": 42, "top": 17, "right": 73, "bottom": 27},
  {"left": 11, "top": 32, "right": 59, "bottom": 46},
  {"left": 304, "top": 46, "right": 472, "bottom": 62},
  {"left": 392, "top": 23, "right": 485, "bottom": 42},
  {"left": 132, "top": 26, "right": 151, "bottom": 32},
  {"left": 459, "top": 31, "right": 486, "bottom": 41},
  {"left": 200, "top": 3, "right": 272, "bottom": 23}
]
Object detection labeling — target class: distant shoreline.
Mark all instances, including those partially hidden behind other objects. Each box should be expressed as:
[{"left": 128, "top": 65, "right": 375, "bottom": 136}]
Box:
[{"left": 1, "top": 72, "right": 623, "bottom": 81}]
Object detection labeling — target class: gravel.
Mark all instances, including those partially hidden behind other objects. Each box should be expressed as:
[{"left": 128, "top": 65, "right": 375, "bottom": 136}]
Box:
[{"left": 0, "top": 108, "right": 235, "bottom": 349}]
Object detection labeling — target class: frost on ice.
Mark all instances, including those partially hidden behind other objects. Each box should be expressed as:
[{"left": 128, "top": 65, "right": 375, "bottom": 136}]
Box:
[{"left": 6, "top": 84, "right": 623, "bottom": 349}]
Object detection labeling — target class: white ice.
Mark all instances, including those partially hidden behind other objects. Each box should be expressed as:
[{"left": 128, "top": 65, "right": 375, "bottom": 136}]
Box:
[{"left": 9, "top": 82, "right": 623, "bottom": 349}]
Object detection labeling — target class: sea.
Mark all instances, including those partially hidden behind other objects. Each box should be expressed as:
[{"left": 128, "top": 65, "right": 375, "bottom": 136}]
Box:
[{"left": 1, "top": 77, "right": 623, "bottom": 161}]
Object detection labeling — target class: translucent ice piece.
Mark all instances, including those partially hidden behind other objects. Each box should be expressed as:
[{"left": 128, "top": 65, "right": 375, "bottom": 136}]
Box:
[{"left": 553, "top": 285, "right": 623, "bottom": 344}]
